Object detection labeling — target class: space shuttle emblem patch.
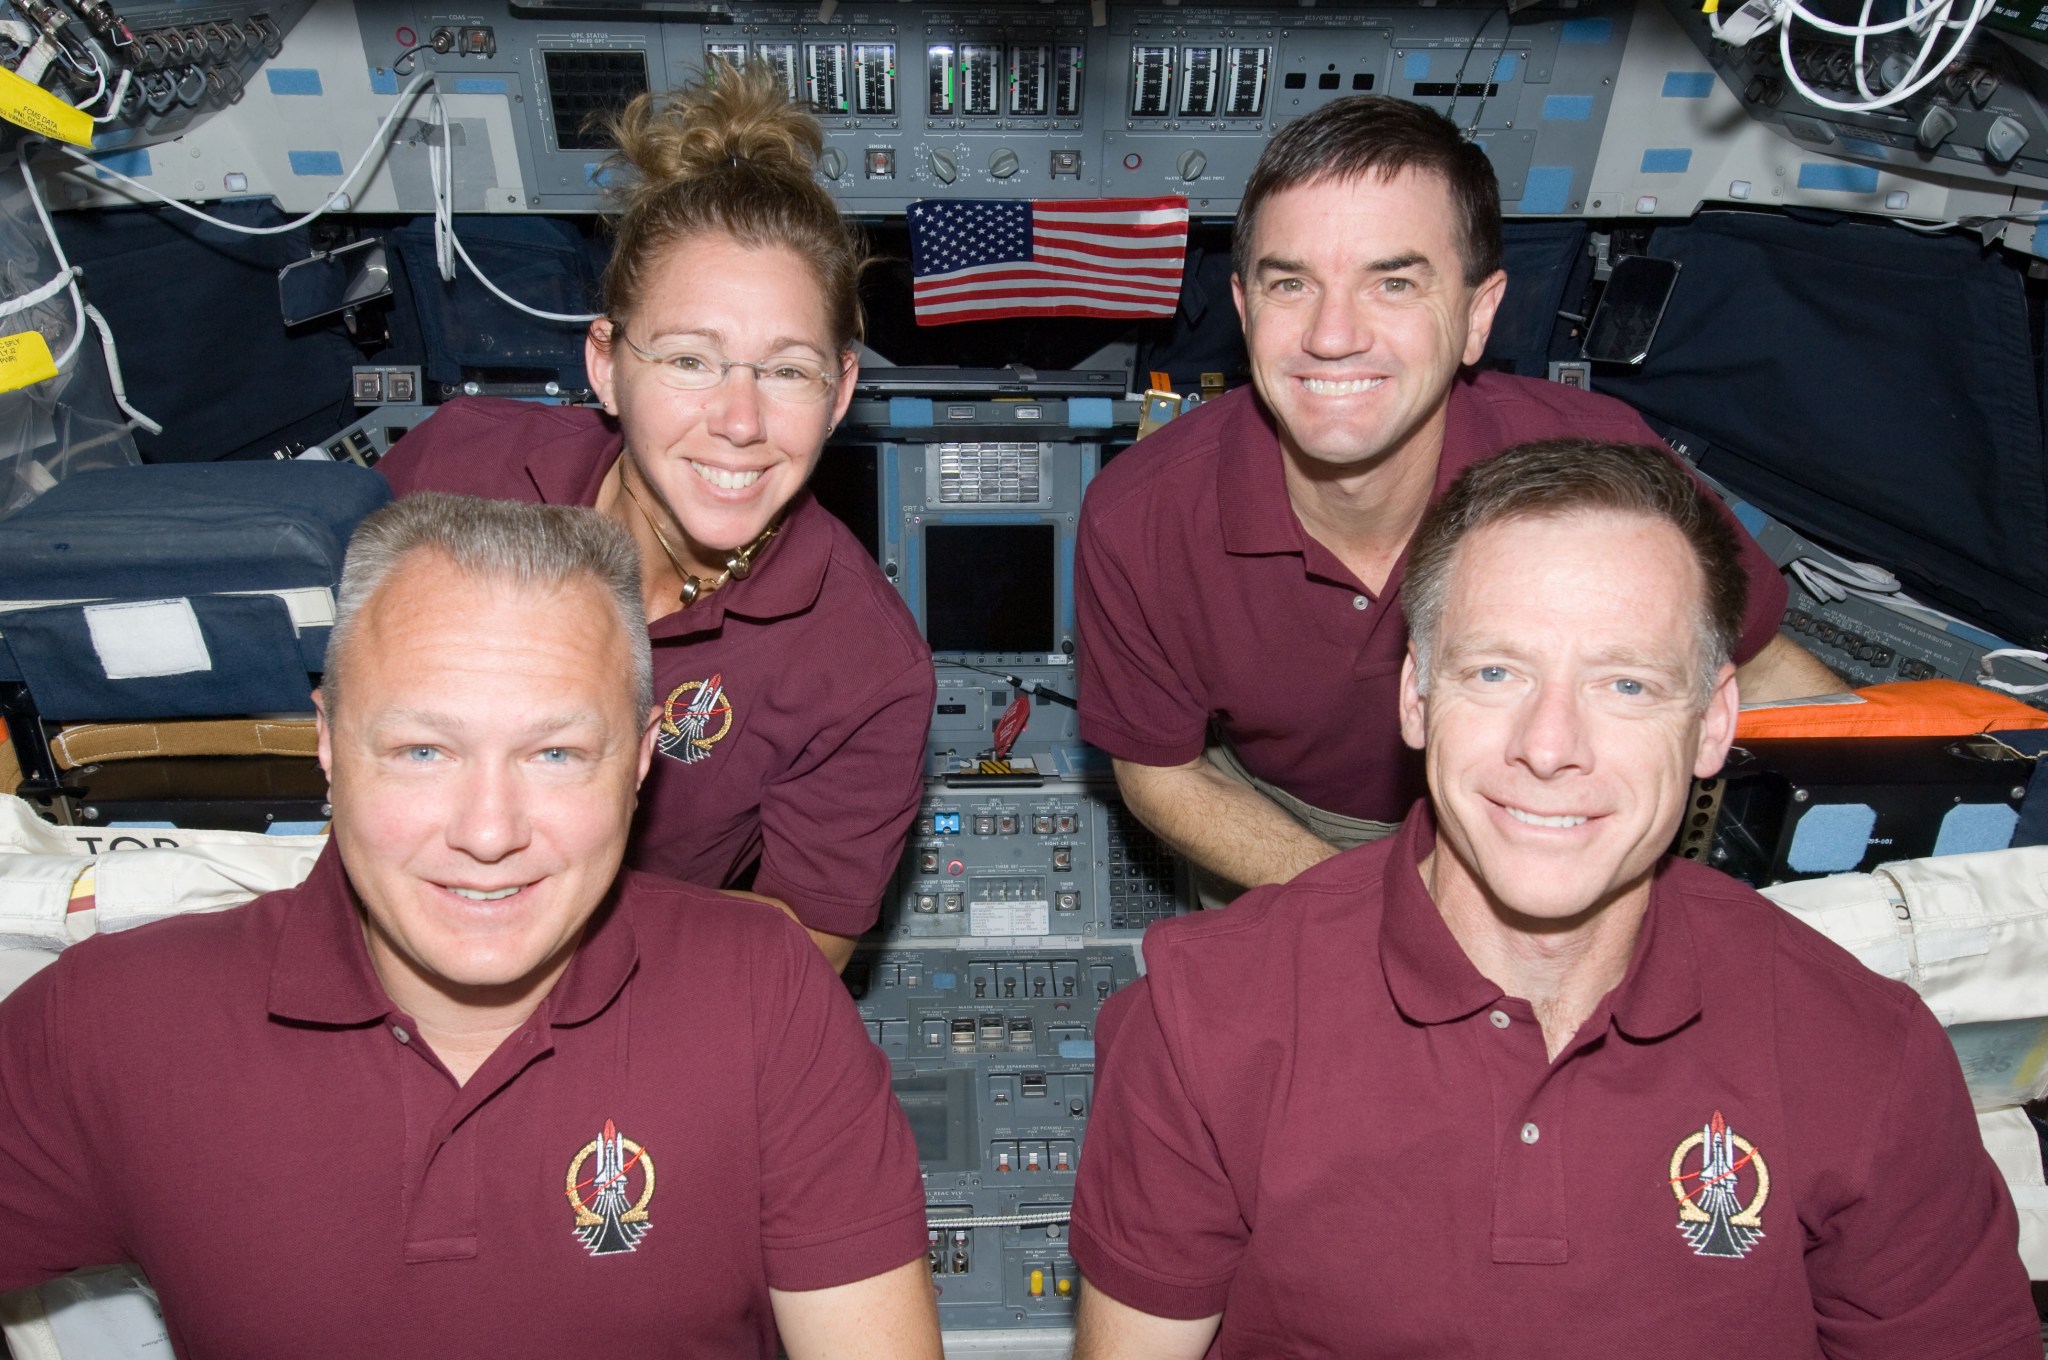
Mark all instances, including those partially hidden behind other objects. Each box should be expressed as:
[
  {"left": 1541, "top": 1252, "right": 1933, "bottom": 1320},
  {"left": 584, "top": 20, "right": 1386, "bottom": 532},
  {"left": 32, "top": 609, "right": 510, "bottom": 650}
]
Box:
[
  {"left": 1667, "top": 1109, "right": 1769, "bottom": 1260},
  {"left": 565, "top": 1119, "right": 656, "bottom": 1256},
  {"left": 658, "top": 674, "right": 733, "bottom": 766}
]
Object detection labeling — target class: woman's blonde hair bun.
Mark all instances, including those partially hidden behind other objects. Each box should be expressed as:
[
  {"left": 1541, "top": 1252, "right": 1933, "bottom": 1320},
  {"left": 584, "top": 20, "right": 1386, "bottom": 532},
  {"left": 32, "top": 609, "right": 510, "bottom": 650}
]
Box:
[
  {"left": 604, "top": 58, "right": 821, "bottom": 209},
  {"left": 595, "top": 58, "right": 867, "bottom": 346}
]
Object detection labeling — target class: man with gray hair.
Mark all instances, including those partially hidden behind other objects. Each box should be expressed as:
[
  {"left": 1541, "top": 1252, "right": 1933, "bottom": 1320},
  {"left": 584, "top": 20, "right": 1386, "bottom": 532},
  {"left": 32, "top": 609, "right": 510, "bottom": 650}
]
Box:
[
  {"left": 1068, "top": 441, "right": 2036, "bottom": 1358},
  {"left": 0, "top": 493, "right": 943, "bottom": 1358}
]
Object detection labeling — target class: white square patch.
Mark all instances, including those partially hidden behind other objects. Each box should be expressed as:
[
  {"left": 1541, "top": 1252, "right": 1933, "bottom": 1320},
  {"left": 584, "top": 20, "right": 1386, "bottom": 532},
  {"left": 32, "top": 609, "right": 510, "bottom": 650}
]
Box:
[{"left": 84, "top": 598, "right": 212, "bottom": 679}]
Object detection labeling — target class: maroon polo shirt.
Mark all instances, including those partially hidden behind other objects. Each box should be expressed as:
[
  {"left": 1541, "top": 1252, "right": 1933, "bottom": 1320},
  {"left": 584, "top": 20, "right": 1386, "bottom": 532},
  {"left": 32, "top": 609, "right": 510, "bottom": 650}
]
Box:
[
  {"left": 1075, "top": 373, "right": 1790, "bottom": 821},
  {"left": 1069, "top": 808, "right": 2037, "bottom": 1359},
  {"left": 0, "top": 843, "right": 929, "bottom": 1358},
  {"left": 377, "top": 398, "right": 935, "bottom": 936}
]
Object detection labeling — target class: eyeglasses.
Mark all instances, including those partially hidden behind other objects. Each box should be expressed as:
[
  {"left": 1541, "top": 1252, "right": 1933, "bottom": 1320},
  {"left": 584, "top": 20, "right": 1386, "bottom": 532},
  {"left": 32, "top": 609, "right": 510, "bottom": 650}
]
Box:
[{"left": 612, "top": 326, "right": 843, "bottom": 404}]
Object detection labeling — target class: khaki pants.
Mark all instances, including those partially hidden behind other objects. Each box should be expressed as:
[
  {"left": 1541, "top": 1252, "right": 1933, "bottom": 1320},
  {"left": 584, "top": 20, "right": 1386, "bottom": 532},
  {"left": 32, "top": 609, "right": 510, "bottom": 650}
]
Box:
[{"left": 1191, "top": 743, "right": 1401, "bottom": 911}]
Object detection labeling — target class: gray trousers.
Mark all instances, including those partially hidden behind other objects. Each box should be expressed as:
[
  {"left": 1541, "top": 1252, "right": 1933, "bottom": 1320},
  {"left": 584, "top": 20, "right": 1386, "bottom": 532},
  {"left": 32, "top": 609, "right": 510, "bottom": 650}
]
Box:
[{"left": 1190, "top": 742, "right": 1402, "bottom": 911}]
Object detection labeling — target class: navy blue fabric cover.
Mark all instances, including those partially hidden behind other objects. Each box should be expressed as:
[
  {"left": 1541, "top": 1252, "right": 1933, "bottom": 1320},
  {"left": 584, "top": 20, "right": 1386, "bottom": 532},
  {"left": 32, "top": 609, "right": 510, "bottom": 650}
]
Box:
[
  {"left": 0, "top": 461, "right": 388, "bottom": 717},
  {"left": 1596, "top": 211, "right": 2048, "bottom": 647},
  {"left": 0, "top": 462, "right": 387, "bottom": 597}
]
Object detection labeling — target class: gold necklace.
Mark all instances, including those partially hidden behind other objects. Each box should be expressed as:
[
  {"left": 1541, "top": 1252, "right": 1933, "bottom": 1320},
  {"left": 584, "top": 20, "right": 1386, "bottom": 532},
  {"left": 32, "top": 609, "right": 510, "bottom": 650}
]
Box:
[{"left": 617, "top": 463, "right": 779, "bottom": 606}]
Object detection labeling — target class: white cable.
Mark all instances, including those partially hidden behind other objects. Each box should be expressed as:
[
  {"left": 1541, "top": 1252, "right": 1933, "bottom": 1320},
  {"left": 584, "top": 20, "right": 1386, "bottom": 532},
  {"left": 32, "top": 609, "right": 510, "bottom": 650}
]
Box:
[
  {"left": 53, "top": 68, "right": 438, "bottom": 236},
  {"left": 91, "top": 68, "right": 131, "bottom": 123},
  {"left": 1790, "top": 554, "right": 1900, "bottom": 605},
  {"left": 1853, "top": 0, "right": 1880, "bottom": 101},
  {"left": 17, "top": 153, "right": 88, "bottom": 372},
  {"left": 17, "top": 154, "right": 160, "bottom": 433},
  {"left": 1781, "top": 0, "right": 1954, "bottom": 38},
  {"left": 83, "top": 301, "right": 160, "bottom": 433},
  {"left": 1978, "top": 649, "right": 2048, "bottom": 694},
  {"left": 1777, "top": 0, "right": 1994, "bottom": 114},
  {"left": 48, "top": 67, "right": 589, "bottom": 324},
  {"left": 75, "top": 49, "right": 107, "bottom": 111},
  {"left": 0, "top": 264, "right": 80, "bottom": 319},
  {"left": 426, "top": 83, "right": 598, "bottom": 324}
]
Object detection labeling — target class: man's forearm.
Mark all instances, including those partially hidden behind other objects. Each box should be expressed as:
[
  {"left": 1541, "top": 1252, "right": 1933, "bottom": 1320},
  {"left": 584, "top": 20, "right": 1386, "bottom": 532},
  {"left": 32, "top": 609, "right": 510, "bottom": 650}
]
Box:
[
  {"left": 1735, "top": 631, "right": 1851, "bottom": 703},
  {"left": 724, "top": 889, "right": 858, "bottom": 973},
  {"left": 1112, "top": 756, "right": 1341, "bottom": 896}
]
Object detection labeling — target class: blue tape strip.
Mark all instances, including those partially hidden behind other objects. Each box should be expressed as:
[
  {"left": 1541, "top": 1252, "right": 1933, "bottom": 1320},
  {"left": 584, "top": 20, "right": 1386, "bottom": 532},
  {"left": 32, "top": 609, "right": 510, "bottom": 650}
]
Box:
[
  {"left": 1561, "top": 17, "right": 1614, "bottom": 43},
  {"left": 889, "top": 397, "right": 936, "bottom": 427},
  {"left": 1493, "top": 52, "right": 1520, "bottom": 81},
  {"left": 1640, "top": 147, "right": 1693, "bottom": 174},
  {"left": 1057, "top": 1040, "right": 1097, "bottom": 1060},
  {"left": 1838, "top": 136, "right": 1887, "bottom": 160},
  {"left": 453, "top": 76, "right": 508, "bottom": 95},
  {"left": 1797, "top": 161, "right": 1880, "bottom": 192},
  {"left": 266, "top": 822, "right": 328, "bottom": 837},
  {"left": 1518, "top": 166, "right": 1573, "bottom": 214},
  {"left": 1068, "top": 397, "right": 1114, "bottom": 428},
  {"left": 369, "top": 69, "right": 398, "bottom": 95},
  {"left": 1731, "top": 502, "right": 1769, "bottom": 537},
  {"left": 1933, "top": 804, "right": 2019, "bottom": 857},
  {"left": 265, "top": 67, "right": 323, "bottom": 96},
  {"left": 288, "top": 150, "right": 345, "bottom": 177},
  {"left": 1403, "top": 51, "right": 1432, "bottom": 80},
  {"left": 929, "top": 972, "right": 957, "bottom": 991},
  {"left": 1542, "top": 94, "right": 1594, "bottom": 121},
  {"left": 1786, "top": 803, "right": 1877, "bottom": 874},
  {"left": 1661, "top": 71, "right": 1714, "bottom": 98},
  {"left": 92, "top": 148, "right": 150, "bottom": 178},
  {"left": 104, "top": 821, "right": 177, "bottom": 830}
]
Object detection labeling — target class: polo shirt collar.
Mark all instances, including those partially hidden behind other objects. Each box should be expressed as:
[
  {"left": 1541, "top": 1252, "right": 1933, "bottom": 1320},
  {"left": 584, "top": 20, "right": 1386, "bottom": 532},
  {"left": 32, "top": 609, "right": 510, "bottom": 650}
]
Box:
[
  {"left": 267, "top": 841, "right": 642, "bottom": 1030},
  {"left": 1603, "top": 863, "right": 1704, "bottom": 1041},
  {"left": 1379, "top": 804, "right": 1505, "bottom": 1025},
  {"left": 649, "top": 491, "right": 830, "bottom": 639},
  {"left": 1214, "top": 389, "right": 1308, "bottom": 557},
  {"left": 523, "top": 415, "right": 620, "bottom": 508},
  {"left": 1378, "top": 803, "right": 1705, "bottom": 1039},
  {"left": 267, "top": 840, "right": 403, "bottom": 1026},
  {"left": 543, "top": 878, "right": 640, "bottom": 1027}
]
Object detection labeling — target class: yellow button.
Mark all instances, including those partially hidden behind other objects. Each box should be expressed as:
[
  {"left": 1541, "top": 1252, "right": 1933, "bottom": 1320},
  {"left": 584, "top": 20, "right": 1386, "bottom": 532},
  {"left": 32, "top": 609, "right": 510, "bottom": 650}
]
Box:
[
  {"left": 1055, "top": 1277, "right": 1073, "bottom": 1297},
  {"left": 1029, "top": 1269, "right": 1044, "bottom": 1297}
]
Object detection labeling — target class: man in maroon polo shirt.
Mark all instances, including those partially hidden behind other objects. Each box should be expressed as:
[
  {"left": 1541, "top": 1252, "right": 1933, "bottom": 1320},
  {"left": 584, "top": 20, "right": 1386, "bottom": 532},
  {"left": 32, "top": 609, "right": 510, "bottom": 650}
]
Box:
[
  {"left": 1068, "top": 441, "right": 2037, "bottom": 1359},
  {"left": 1076, "top": 96, "right": 1843, "bottom": 898},
  {"left": 0, "top": 495, "right": 941, "bottom": 1359}
]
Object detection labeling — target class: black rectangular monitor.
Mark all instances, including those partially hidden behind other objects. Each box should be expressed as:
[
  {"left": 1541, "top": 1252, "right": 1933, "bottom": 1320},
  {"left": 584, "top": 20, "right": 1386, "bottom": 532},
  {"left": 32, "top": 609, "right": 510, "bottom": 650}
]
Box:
[
  {"left": 807, "top": 443, "right": 880, "bottom": 563},
  {"left": 923, "top": 522, "right": 1056, "bottom": 654}
]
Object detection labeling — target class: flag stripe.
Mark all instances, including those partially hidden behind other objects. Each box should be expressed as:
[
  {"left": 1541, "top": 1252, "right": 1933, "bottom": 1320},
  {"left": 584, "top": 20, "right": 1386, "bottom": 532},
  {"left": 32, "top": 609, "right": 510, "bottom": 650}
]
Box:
[
  {"left": 916, "top": 280, "right": 1182, "bottom": 307},
  {"left": 916, "top": 267, "right": 1183, "bottom": 295},
  {"left": 918, "top": 255, "right": 1183, "bottom": 284},
  {"left": 1033, "top": 227, "right": 1188, "bottom": 252}
]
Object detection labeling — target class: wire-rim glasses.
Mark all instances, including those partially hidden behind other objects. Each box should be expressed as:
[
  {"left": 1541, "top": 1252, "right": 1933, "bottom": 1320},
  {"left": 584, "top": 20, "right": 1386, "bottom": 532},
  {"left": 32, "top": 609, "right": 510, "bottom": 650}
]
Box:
[{"left": 611, "top": 325, "right": 845, "bottom": 405}]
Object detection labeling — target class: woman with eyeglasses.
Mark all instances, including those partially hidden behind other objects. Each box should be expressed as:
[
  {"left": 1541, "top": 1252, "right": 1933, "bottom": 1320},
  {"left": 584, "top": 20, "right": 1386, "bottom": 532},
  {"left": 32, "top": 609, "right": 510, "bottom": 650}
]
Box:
[{"left": 375, "top": 63, "right": 933, "bottom": 972}]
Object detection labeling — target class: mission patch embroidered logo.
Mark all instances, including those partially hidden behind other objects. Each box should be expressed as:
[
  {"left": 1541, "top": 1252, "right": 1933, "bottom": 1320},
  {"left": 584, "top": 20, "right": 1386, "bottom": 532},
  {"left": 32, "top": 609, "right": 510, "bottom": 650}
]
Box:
[
  {"left": 565, "top": 1119, "right": 655, "bottom": 1256},
  {"left": 658, "top": 674, "right": 732, "bottom": 765},
  {"left": 1667, "top": 1109, "right": 1770, "bottom": 1260}
]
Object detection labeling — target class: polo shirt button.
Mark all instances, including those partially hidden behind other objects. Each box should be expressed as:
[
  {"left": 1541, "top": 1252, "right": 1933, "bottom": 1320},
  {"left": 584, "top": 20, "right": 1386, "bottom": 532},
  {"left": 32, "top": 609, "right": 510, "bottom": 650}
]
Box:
[
  {"left": 391, "top": 1025, "right": 411, "bottom": 1044},
  {"left": 1520, "top": 1122, "right": 1540, "bottom": 1144},
  {"left": 1351, "top": 594, "right": 1369, "bottom": 611},
  {"left": 1488, "top": 1009, "right": 1511, "bottom": 1029}
]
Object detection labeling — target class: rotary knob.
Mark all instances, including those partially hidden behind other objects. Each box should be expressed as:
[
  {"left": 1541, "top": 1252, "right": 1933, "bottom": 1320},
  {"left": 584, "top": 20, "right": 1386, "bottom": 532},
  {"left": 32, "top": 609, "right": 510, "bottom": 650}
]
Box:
[
  {"left": 1176, "top": 149, "right": 1208, "bottom": 182},
  {"left": 929, "top": 149, "right": 958, "bottom": 184},
  {"left": 819, "top": 147, "right": 845, "bottom": 181},
  {"left": 988, "top": 148, "right": 1020, "bottom": 179}
]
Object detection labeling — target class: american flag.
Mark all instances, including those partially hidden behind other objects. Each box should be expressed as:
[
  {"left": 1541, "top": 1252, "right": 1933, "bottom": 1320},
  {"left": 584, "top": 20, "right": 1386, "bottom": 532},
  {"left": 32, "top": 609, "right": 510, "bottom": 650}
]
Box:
[{"left": 907, "top": 196, "right": 1189, "bottom": 326}]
